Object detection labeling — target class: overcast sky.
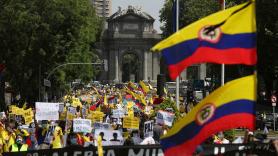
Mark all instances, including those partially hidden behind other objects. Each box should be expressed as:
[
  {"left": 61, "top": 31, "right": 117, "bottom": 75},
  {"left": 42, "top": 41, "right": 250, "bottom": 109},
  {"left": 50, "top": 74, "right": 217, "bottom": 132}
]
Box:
[{"left": 111, "top": 0, "right": 164, "bottom": 33}]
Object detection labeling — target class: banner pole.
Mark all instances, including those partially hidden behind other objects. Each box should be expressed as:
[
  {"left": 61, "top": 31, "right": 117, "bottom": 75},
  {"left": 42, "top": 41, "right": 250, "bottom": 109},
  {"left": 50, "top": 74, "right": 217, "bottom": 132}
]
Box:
[
  {"left": 175, "top": 0, "right": 180, "bottom": 110},
  {"left": 221, "top": 0, "right": 225, "bottom": 86},
  {"left": 221, "top": 0, "right": 226, "bottom": 87},
  {"left": 63, "top": 106, "right": 68, "bottom": 147}
]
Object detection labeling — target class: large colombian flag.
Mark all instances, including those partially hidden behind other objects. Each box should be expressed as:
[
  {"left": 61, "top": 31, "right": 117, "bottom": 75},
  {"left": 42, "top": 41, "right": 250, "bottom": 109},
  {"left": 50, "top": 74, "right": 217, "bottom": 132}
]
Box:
[
  {"left": 151, "top": 1, "right": 256, "bottom": 80},
  {"left": 161, "top": 75, "right": 256, "bottom": 156}
]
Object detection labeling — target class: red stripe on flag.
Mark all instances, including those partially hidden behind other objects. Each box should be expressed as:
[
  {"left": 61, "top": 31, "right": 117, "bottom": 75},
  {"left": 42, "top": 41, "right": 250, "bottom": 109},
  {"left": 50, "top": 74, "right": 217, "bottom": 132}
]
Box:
[
  {"left": 163, "top": 113, "right": 255, "bottom": 156},
  {"left": 168, "top": 47, "right": 257, "bottom": 80}
]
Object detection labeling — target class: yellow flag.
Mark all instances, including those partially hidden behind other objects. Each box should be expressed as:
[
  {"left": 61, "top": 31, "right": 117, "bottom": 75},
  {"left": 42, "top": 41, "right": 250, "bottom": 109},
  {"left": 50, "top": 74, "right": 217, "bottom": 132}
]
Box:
[
  {"left": 22, "top": 102, "right": 27, "bottom": 109},
  {"left": 97, "top": 135, "right": 104, "bottom": 156},
  {"left": 139, "top": 81, "right": 150, "bottom": 93},
  {"left": 104, "top": 94, "right": 108, "bottom": 106}
]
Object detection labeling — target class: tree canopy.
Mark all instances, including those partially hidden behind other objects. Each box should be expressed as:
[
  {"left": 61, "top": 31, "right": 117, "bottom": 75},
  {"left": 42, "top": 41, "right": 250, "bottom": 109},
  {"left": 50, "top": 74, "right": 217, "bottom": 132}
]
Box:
[{"left": 0, "top": 0, "right": 103, "bottom": 104}]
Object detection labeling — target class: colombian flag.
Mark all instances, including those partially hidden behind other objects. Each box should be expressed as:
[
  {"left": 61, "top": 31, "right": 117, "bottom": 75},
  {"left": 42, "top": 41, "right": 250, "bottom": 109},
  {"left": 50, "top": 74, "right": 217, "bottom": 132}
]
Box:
[
  {"left": 161, "top": 75, "right": 256, "bottom": 156},
  {"left": 152, "top": 1, "right": 256, "bottom": 80}
]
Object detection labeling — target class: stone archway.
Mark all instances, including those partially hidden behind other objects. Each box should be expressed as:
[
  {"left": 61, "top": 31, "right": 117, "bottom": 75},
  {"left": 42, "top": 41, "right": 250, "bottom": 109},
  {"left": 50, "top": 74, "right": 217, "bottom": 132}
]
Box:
[{"left": 121, "top": 52, "right": 141, "bottom": 82}]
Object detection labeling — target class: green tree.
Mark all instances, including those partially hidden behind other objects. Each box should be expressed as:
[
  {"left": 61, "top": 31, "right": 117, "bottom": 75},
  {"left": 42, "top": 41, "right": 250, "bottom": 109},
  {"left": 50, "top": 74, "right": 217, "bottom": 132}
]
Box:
[{"left": 0, "top": 0, "right": 102, "bottom": 105}]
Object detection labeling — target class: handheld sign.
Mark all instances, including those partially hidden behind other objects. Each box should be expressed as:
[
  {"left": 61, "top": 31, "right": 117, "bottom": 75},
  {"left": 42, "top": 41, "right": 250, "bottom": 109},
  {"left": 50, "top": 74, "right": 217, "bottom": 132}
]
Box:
[
  {"left": 73, "top": 119, "right": 92, "bottom": 133},
  {"left": 144, "top": 120, "right": 154, "bottom": 138},
  {"left": 123, "top": 117, "right": 140, "bottom": 129},
  {"left": 35, "top": 102, "right": 59, "bottom": 120},
  {"left": 156, "top": 110, "right": 174, "bottom": 127}
]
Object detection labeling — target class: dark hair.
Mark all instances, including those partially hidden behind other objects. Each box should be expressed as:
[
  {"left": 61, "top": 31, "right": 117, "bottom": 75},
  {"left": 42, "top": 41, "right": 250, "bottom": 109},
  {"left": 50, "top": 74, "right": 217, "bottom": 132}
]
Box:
[{"left": 76, "top": 106, "right": 80, "bottom": 112}]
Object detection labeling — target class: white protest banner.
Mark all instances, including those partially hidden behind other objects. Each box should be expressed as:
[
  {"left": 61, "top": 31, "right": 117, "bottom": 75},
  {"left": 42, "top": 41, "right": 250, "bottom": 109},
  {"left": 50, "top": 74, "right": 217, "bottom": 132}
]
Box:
[
  {"left": 73, "top": 119, "right": 92, "bottom": 133},
  {"left": 94, "top": 129, "right": 124, "bottom": 146},
  {"left": 144, "top": 120, "right": 154, "bottom": 138},
  {"left": 112, "top": 109, "right": 125, "bottom": 118},
  {"left": 35, "top": 102, "right": 59, "bottom": 121},
  {"left": 156, "top": 110, "right": 174, "bottom": 127}
]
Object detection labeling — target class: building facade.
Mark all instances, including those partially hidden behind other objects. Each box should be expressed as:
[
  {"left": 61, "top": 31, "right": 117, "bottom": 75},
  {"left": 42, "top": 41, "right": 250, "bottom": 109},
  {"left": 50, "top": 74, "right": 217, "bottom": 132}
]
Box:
[
  {"left": 96, "top": 6, "right": 206, "bottom": 83},
  {"left": 92, "top": 0, "right": 112, "bottom": 18}
]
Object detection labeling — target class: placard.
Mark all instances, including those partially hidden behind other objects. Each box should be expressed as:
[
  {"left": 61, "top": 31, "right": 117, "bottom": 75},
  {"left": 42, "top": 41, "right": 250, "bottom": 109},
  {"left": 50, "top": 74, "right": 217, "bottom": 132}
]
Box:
[
  {"left": 123, "top": 117, "right": 139, "bottom": 129},
  {"left": 58, "top": 103, "right": 64, "bottom": 112},
  {"left": 93, "top": 122, "right": 111, "bottom": 130},
  {"left": 94, "top": 129, "right": 124, "bottom": 146},
  {"left": 156, "top": 110, "right": 174, "bottom": 127},
  {"left": 67, "top": 107, "right": 76, "bottom": 120},
  {"left": 73, "top": 119, "right": 92, "bottom": 133},
  {"left": 35, "top": 102, "right": 59, "bottom": 121},
  {"left": 24, "top": 116, "right": 33, "bottom": 125},
  {"left": 112, "top": 109, "right": 125, "bottom": 118},
  {"left": 144, "top": 120, "right": 154, "bottom": 138},
  {"left": 88, "top": 111, "right": 104, "bottom": 123}
]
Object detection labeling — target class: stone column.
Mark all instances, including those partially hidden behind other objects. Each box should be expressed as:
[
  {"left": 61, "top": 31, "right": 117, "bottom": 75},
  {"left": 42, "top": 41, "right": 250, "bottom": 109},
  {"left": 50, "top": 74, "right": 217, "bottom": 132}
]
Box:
[
  {"left": 115, "top": 50, "right": 119, "bottom": 82},
  {"left": 143, "top": 51, "right": 148, "bottom": 80},
  {"left": 199, "top": 63, "right": 207, "bottom": 80},
  {"left": 152, "top": 52, "right": 160, "bottom": 81}
]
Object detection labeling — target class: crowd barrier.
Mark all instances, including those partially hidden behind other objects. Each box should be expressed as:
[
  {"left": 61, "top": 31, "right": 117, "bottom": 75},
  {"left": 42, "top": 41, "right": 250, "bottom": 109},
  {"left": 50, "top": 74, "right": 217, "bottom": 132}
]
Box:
[{"left": 3, "top": 143, "right": 277, "bottom": 156}]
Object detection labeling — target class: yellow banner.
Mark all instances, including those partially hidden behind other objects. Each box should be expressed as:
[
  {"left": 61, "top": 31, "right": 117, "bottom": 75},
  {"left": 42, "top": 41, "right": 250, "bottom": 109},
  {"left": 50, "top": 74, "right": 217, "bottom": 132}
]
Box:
[
  {"left": 123, "top": 117, "right": 140, "bottom": 129},
  {"left": 23, "top": 108, "right": 33, "bottom": 118},
  {"left": 88, "top": 111, "right": 104, "bottom": 123},
  {"left": 24, "top": 116, "right": 33, "bottom": 125}
]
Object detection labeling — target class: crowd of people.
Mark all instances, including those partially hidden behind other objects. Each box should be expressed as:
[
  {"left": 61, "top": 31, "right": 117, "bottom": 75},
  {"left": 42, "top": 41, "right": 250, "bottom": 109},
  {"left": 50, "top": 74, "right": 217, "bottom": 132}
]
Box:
[{"left": 0, "top": 81, "right": 275, "bottom": 155}]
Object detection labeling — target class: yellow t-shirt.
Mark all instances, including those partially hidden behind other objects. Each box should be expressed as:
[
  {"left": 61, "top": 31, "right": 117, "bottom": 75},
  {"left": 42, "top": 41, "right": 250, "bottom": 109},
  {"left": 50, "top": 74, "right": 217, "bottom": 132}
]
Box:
[
  {"left": 52, "top": 126, "right": 63, "bottom": 149},
  {"left": 0, "top": 137, "right": 4, "bottom": 153}
]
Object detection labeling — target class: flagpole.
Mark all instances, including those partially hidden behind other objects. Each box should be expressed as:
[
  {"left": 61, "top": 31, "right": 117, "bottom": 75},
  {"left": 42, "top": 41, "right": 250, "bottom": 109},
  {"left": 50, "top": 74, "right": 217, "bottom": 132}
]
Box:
[
  {"left": 221, "top": 0, "right": 225, "bottom": 86},
  {"left": 175, "top": 0, "right": 180, "bottom": 110}
]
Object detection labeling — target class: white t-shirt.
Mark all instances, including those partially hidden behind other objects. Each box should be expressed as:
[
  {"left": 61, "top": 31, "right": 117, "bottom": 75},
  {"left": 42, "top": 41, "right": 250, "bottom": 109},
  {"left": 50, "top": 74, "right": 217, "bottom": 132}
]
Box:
[{"left": 140, "top": 137, "right": 156, "bottom": 145}]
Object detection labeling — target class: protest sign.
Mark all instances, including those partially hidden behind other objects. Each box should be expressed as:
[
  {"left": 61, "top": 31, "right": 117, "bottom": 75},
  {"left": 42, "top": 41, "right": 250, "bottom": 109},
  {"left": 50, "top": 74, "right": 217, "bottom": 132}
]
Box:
[
  {"left": 10, "top": 106, "right": 18, "bottom": 114},
  {"left": 58, "top": 103, "right": 64, "bottom": 112},
  {"left": 123, "top": 116, "right": 139, "bottom": 129},
  {"left": 112, "top": 109, "right": 125, "bottom": 118},
  {"left": 35, "top": 102, "right": 59, "bottom": 121},
  {"left": 73, "top": 119, "right": 92, "bottom": 133},
  {"left": 82, "top": 107, "right": 87, "bottom": 116},
  {"left": 67, "top": 107, "right": 76, "bottom": 120},
  {"left": 94, "top": 129, "right": 124, "bottom": 146},
  {"left": 144, "top": 120, "right": 154, "bottom": 138},
  {"left": 156, "top": 110, "right": 174, "bottom": 127},
  {"left": 24, "top": 116, "right": 33, "bottom": 125},
  {"left": 88, "top": 111, "right": 104, "bottom": 123},
  {"left": 68, "top": 107, "right": 76, "bottom": 114},
  {"left": 23, "top": 108, "right": 33, "bottom": 118},
  {"left": 4, "top": 143, "right": 277, "bottom": 156},
  {"left": 93, "top": 122, "right": 111, "bottom": 130}
]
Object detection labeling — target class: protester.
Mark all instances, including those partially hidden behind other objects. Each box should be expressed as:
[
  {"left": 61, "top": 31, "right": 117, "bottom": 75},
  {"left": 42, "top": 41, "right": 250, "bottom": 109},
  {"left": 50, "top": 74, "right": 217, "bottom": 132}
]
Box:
[
  {"left": 10, "top": 134, "right": 28, "bottom": 152},
  {"left": 0, "top": 81, "right": 277, "bottom": 155}
]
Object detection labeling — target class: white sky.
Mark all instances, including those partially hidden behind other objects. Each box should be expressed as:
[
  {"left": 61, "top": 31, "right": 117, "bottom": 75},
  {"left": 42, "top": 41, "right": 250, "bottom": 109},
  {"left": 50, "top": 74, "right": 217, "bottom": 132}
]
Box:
[{"left": 111, "top": 0, "right": 164, "bottom": 33}]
